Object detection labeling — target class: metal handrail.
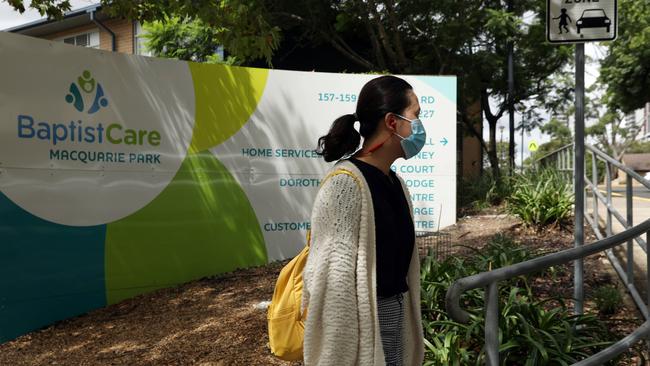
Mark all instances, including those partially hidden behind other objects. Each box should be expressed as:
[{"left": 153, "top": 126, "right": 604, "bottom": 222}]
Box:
[
  {"left": 446, "top": 218, "right": 650, "bottom": 322},
  {"left": 584, "top": 175, "right": 648, "bottom": 252},
  {"left": 588, "top": 144, "right": 650, "bottom": 190},
  {"left": 445, "top": 143, "right": 650, "bottom": 365},
  {"left": 445, "top": 219, "right": 650, "bottom": 365},
  {"left": 537, "top": 143, "right": 649, "bottom": 256},
  {"left": 582, "top": 143, "right": 650, "bottom": 319},
  {"left": 534, "top": 143, "right": 573, "bottom": 163},
  {"left": 536, "top": 143, "right": 650, "bottom": 190}
]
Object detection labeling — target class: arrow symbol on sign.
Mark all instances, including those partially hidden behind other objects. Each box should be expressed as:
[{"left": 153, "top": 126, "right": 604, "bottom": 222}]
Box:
[{"left": 440, "top": 137, "right": 448, "bottom": 146}]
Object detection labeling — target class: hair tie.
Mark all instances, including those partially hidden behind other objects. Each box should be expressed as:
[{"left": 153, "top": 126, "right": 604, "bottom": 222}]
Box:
[{"left": 352, "top": 112, "right": 358, "bottom": 121}]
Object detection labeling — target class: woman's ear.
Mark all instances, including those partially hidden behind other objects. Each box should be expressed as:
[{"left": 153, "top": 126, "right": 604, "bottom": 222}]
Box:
[{"left": 384, "top": 113, "right": 397, "bottom": 132}]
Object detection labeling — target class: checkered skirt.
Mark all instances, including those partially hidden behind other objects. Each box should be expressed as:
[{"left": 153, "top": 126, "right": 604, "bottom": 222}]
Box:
[{"left": 377, "top": 292, "right": 406, "bottom": 366}]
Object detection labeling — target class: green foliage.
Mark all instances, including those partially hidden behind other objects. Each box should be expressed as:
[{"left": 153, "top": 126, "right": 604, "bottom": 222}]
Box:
[
  {"left": 507, "top": 168, "right": 574, "bottom": 227},
  {"left": 483, "top": 141, "right": 512, "bottom": 175},
  {"left": 5, "top": 0, "right": 281, "bottom": 64},
  {"left": 540, "top": 118, "right": 572, "bottom": 145},
  {"left": 3, "top": 0, "right": 575, "bottom": 180},
  {"left": 527, "top": 139, "right": 571, "bottom": 168},
  {"left": 584, "top": 93, "right": 644, "bottom": 162},
  {"left": 472, "top": 1, "right": 572, "bottom": 176},
  {"left": 5, "top": 0, "right": 71, "bottom": 19},
  {"left": 4, "top": 0, "right": 573, "bottom": 89},
  {"left": 627, "top": 141, "right": 650, "bottom": 154},
  {"left": 473, "top": 234, "right": 534, "bottom": 270},
  {"left": 459, "top": 170, "right": 513, "bottom": 213},
  {"left": 593, "top": 285, "right": 622, "bottom": 315},
  {"left": 421, "top": 235, "right": 616, "bottom": 365},
  {"left": 599, "top": 0, "right": 650, "bottom": 113},
  {"left": 143, "top": 18, "right": 240, "bottom": 64},
  {"left": 110, "top": 0, "right": 280, "bottom": 65}
]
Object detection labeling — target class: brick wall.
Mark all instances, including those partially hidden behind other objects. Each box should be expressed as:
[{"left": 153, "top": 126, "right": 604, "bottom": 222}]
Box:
[
  {"left": 100, "top": 18, "right": 134, "bottom": 54},
  {"left": 43, "top": 19, "right": 134, "bottom": 54}
]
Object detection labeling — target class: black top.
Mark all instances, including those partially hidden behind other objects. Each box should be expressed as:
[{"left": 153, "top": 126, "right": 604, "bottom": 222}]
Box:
[{"left": 348, "top": 157, "right": 415, "bottom": 298}]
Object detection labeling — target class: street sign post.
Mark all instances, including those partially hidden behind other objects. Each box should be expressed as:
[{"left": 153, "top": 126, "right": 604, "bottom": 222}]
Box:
[
  {"left": 547, "top": 0, "right": 617, "bottom": 317},
  {"left": 547, "top": 0, "right": 617, "bottom": 43}
]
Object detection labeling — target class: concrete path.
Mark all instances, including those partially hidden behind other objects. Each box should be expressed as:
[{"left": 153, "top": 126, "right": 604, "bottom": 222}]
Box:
[{"left": 589, "top": 185, "right": 650, "bottom": 300}]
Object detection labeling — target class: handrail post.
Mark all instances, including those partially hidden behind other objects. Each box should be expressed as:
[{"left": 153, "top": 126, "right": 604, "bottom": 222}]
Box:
[
  {"left": 572, "top": 146, "right": 576, "bottom": 192},
  {"left": 592, "top": 152, "right": 598, "bottom": 226},
  {"left": 647, "top": 230, "right": 649, "bottom": 357},
  {"left": 574, "top": 42, "right": 585, "bottom": 315},
  {"left": 627, "top": 173, "right": 634, "bottom": 285},
  {"left": 562, "top": 149, "right": 573, "bottom": 180},
  {"left": 485, "top": 282, "right": 499, "bottom": 366},
  {"left": 606, "top": 162, "right": 613, "bottom": 237},
  {"left": 445, "top": 220, "right": 650, "bottom": 365}
]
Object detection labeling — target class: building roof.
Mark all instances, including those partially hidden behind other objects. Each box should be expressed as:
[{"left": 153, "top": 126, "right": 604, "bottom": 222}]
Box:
[
  {"left": 622, "top": 153, "right": 650, "bottom": 171},
  {"left": 3, "top": 4, "right": 108, "bottom": 36}
]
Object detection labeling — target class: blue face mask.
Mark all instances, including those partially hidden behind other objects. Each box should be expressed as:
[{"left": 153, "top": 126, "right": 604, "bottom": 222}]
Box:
[{"left": 393, "top": 113, "right": 426, "bottom": 159}]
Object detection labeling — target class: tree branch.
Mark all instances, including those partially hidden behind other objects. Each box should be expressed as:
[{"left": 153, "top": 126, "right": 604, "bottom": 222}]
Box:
[
  {"left": 384, "top": 0, "right": 408, "bottom": 70},
  {"left": 359, "top": 7, "right": 388, "bottom": 70},
  {"left": 481, "top": 88, "right": 496, "bottom": 123},
  {"left": 328, "top": 30, "right": 377, "bottom": 69},
  {"left": 273, "top": 11, "right": 377, "bottom": 70},
  {"left": 366, "top": 0, "right": 399, "bottom": 70}
]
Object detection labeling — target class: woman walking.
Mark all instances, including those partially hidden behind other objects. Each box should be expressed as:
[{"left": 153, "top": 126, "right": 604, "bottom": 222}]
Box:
[{"left": 302, "top": 75, "right": 426, "bottom": 366}]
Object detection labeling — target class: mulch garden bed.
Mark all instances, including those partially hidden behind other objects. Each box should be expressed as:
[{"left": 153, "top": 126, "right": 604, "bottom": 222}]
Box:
[{"left": 0, "top": 209, "right": 645, "bottom": 365}]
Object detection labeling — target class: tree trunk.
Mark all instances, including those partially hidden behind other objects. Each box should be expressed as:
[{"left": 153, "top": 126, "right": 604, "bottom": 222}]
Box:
[
  {"left": 481, "top": 88, "right": 506, "bottom": 181},
  {"left": 487, "top": 117, "right": 500, "bottom": 180},
  {"left": 507, "top": 0, "right": 515, "bottom": 176}
]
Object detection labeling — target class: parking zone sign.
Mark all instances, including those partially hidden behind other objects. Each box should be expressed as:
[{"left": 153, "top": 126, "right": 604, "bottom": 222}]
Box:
[{"left": 547, "top": 0, "right": 617, "bottom": 43}]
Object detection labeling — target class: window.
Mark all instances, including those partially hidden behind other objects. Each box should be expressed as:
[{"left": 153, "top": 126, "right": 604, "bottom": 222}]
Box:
[
  {"left": 625, "top": 112, "right": 636, "bottom": 129},
  {"left": 61, "top": 31, "right": 100, "bottom": 49},
  {"left": 134, "top": 22, "right": 152, "bottom": 56}
]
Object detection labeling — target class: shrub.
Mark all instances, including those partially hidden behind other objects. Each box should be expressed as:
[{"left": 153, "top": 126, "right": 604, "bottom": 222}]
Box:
[
  {"left": 507, "top": 168, "right": 574, "bottom": 228},
  {"left": 459, "top": 171, "right": 514, "bottom": 214},
  {"left": 421, "top": 234, "right": 616, "bottom": 365},
  {"left": 593, "top": 285, "right": 622, "bottom": 315}
]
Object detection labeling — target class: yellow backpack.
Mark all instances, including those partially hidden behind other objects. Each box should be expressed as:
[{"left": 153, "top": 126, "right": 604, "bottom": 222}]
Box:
[{"left": 267, "top": 168, "right": 360, "bottom": 361}]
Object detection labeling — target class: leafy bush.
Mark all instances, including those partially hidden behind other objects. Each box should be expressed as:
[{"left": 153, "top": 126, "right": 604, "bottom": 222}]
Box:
[
  {"left": 472, "top": 234, "right": 534, "bottom": 270},
  {"left": 626, "top": 140, "right": 650, "bottom": 154},
  {"left": 592, "top": 285, "right": 622, "bottom": 315},
  {"left": 421, "top": 234, "right": 616, "bottom": 365},
  {"left": 459, "top": 171, "right": 514, "bottom": 214},
  {"left": 507, "top": 168, "right": 574, "bottom": 228}
]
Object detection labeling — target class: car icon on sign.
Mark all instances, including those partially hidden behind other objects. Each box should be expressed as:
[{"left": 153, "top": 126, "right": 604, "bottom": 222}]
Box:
[{"left": 577, "top": 9, "right": 611, "bottom": 34}]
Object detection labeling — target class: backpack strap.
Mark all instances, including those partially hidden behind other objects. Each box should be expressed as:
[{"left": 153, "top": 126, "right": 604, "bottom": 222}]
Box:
[
  {"left": 321, "top": 168, "right": 361, "bottom": 189},
  {"left": 306, "top": 168, "right": 362, "bottom": 247}
]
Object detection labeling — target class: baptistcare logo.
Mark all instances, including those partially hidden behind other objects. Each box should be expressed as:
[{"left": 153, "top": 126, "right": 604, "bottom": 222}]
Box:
[{"left": 65, "top": 70, "right": 109, "bottom": 114}]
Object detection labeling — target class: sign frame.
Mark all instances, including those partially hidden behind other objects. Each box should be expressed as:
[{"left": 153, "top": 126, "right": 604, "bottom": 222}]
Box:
[{"left": 546, "top": 0, "right": 617, "bottom": 44}]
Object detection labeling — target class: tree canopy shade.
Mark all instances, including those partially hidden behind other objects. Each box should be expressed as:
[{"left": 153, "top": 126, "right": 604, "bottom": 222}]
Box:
[
  {"left": 143, "top": 18, "right": 240, "bottom": 65},
  {"left": 107, "top": 0, "right": 281, "bottom": 64},
  {"left": 4, "top": 0, "right": 573, "bottom": 176},
  {"left": 3, "top": 0, "right": 281, "bottom": 63},
  {"left": 599, "top": 0, "right": 650, "bottom": 113},
  {"left": 5, "top": 0, "right": 71, "bottom": 19}
]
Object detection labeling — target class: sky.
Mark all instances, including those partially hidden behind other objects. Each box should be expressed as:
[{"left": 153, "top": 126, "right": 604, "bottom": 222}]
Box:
[
  {"left": 0, "top": 0, "right": 95, "bottom": 30},
  {"left": 0, "top": 1, "right": 612, "bottom": 168}
]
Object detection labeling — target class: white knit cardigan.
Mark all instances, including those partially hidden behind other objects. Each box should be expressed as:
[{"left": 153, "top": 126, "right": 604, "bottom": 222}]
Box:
[{"left": 302, "top": 160, "right": 425, "bottom": 366}]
